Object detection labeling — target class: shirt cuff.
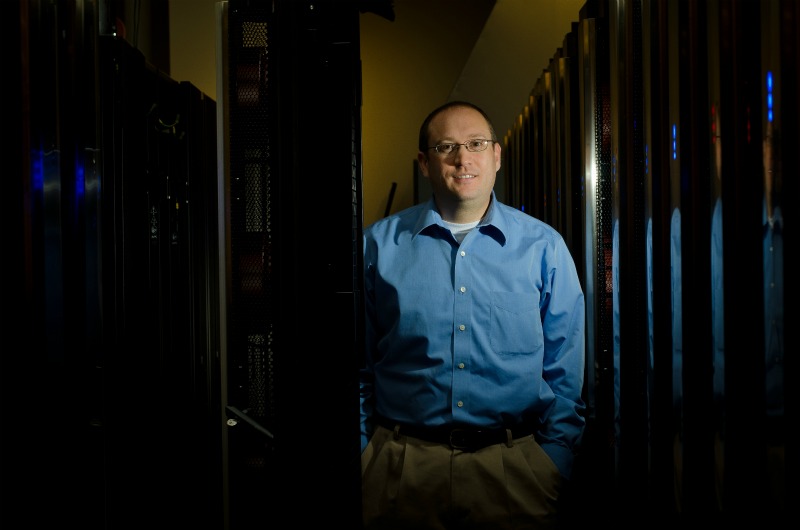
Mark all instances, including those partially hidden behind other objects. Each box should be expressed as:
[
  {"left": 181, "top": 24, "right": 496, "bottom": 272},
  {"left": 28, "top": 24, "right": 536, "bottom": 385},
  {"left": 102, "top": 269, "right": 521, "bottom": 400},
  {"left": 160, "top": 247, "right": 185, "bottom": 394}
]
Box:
[{"left": 540, "top": 441, "right": 574, "bottom": 479}]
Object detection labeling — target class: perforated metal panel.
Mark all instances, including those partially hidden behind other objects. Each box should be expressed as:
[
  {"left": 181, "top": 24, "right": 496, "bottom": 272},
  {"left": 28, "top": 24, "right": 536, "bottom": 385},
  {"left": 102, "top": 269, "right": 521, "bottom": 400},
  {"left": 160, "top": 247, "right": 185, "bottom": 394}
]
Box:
[{"left": 219, "top": 1, "right": 364, "bottom": 526}]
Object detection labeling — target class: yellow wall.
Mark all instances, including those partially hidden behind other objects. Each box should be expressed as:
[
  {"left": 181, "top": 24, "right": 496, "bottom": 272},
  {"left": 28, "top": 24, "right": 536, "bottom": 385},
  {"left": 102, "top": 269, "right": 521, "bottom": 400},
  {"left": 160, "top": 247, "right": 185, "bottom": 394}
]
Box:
[{"left": 168, "top": 0, "right": 218, "bottom": 101}]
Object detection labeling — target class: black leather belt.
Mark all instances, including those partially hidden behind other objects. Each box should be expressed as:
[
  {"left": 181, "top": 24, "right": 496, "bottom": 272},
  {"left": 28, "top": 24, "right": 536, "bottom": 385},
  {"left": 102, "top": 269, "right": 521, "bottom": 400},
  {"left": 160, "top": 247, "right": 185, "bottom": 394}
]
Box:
[{"left": 374, "top": 415, "right": 535, "bottom": 452}]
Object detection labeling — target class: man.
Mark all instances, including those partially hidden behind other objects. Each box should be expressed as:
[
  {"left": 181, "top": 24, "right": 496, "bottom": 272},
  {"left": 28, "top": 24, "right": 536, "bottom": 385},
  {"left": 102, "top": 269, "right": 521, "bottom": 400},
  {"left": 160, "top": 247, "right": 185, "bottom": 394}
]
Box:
[{"left": 360, "top": 101, "right": 586, "bottom": 529}]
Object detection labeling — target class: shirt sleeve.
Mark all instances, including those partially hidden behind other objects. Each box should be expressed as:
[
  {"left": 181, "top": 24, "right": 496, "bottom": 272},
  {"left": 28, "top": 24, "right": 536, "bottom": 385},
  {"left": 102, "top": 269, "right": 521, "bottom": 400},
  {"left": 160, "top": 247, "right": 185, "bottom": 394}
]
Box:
[{"left": 537, "top": 236, "right": 586, "bottom": 479}]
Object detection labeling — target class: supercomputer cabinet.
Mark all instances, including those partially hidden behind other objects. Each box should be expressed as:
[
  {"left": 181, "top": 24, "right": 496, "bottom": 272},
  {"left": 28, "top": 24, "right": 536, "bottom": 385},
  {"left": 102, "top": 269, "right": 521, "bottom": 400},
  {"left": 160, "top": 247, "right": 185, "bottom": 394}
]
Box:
[
  {"left": 3, "top": 1, "right": 222, "bottom": 528},
  {"left": 216, "top": 1, "right": 374, "bottom": 527}
]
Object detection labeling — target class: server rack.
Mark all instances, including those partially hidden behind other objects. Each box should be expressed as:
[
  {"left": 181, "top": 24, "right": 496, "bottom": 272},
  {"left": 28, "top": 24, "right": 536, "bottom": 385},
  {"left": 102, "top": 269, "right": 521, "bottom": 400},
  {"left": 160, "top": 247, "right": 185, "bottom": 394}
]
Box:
[
  {"left": 501, "top": 0, "right": 789, "bottom": 525},
  {"left": 216, "top": 1, "right": 374, "bottom": 527},
  {"left": 573, "top": 0, "right": 616, "bottom": 524},
  {"left": 97, "top": 35, "right": 223, "bottom": 529},
  {"left": 3, "top": 2, "right": 222, "bottom": 527}
]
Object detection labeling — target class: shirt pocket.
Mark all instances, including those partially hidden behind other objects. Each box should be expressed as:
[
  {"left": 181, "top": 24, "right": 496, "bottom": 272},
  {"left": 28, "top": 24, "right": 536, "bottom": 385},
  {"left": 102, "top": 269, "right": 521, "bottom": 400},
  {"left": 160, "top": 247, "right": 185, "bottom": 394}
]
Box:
[{"left": 490, "top": 291, "right": 543, "bottom": 355}]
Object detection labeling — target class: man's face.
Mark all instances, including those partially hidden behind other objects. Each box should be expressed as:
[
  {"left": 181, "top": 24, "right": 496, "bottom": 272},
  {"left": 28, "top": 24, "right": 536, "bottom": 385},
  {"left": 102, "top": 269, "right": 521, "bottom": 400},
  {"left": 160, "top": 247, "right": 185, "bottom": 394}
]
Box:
[{"left": 418, "top": 106, "right": 501, "bottom": 213}]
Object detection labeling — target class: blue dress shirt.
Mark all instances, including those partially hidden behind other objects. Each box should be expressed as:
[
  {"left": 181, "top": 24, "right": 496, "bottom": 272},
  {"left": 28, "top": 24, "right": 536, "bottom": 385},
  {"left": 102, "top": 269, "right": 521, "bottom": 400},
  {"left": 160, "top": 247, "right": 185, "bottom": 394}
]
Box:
[{"left": 360, "top": 192, "right": 586, "bottom": 478}]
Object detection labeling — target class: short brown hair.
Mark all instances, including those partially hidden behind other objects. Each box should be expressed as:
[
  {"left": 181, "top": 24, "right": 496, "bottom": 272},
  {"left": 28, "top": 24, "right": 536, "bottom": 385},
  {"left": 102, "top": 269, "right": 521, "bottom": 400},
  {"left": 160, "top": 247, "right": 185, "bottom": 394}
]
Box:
[{"left": 417, "top": 101, "right": 498, "bottom": 152}]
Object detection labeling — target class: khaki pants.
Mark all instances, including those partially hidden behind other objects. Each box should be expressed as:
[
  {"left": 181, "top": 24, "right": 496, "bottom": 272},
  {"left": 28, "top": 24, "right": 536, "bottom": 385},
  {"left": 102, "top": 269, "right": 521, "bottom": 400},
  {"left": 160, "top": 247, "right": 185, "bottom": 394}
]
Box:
[{"left": 362, "top": 425, "right": 563, "bottom": 530}]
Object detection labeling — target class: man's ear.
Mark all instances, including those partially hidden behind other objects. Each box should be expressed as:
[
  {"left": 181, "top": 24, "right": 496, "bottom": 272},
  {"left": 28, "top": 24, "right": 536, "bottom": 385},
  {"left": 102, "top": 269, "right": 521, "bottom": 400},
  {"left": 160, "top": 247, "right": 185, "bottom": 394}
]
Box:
[{"left": 417, "top": 152, "right": 430, "bottom": 177}]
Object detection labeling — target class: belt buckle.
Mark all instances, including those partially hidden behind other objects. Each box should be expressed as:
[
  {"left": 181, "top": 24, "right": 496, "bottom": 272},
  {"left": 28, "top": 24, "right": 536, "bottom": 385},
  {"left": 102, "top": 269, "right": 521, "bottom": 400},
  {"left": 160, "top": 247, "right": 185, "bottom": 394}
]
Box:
[{"left": 449, "top": 428, "right": 477, "bottom": 451}]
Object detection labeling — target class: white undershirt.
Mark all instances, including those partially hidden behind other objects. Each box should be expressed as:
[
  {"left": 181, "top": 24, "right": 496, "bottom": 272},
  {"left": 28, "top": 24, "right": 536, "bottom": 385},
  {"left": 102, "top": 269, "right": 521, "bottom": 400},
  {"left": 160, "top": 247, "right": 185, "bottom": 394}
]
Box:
[{"left": 443, "top": 220, "right": 479, "bottom": 243}]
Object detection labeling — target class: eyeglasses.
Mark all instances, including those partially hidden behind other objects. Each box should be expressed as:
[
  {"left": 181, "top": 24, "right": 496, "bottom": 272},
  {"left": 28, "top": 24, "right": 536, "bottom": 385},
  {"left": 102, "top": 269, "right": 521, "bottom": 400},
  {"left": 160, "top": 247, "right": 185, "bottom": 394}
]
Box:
[{"left": 427, "top": 139, "right": 494, "bottom": 156}]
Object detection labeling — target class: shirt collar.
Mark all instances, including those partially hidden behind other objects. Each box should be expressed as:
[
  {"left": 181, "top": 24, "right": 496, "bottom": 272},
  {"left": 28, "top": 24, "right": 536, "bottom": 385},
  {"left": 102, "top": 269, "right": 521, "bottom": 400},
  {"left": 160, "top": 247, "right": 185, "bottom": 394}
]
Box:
[{"left": 412, "top": 191, "right": 508, "bottom": 246}]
